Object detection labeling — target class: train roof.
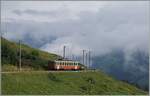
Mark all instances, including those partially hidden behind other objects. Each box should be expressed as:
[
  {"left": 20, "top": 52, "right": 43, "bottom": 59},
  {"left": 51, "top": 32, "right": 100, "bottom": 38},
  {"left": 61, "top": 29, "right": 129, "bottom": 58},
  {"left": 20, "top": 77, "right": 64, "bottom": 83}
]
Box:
[{"left": 55, "top": 60, "right": 79, "bottom": 63}]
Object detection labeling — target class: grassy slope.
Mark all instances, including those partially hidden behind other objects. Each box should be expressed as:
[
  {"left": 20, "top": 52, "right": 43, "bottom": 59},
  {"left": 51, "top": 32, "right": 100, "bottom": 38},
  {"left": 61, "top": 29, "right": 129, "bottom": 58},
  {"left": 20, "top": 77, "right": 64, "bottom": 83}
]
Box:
[
  {"left": 1, "top": 37, "right": 59, "bottom": 70},
  {"left": 2, "top": 71, "right": 147, "bottom": 95},
  {"left": 1, "top": 38, "right": 148, "bottom": 95}
]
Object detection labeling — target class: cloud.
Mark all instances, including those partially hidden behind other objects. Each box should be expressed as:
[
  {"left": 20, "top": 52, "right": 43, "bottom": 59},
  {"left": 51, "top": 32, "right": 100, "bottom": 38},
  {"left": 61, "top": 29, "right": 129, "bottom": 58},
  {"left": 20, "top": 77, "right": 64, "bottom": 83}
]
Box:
[
  {"left": 13, "top": 9, "right": 58, "bottom": 16},
  {"left": 41, "top": 4, "right": 149, "bottom": 56},
  {"left": 1, "top": 1, "right": 149, "bottom": 57},
  {"left": 2, "top": 1, "right": 107, "bottom": 23}
]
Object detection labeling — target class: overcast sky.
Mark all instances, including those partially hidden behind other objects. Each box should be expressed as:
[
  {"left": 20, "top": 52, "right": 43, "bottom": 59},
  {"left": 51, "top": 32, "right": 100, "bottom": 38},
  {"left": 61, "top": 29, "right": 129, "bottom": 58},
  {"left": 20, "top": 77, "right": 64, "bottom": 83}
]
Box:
[{"left": 1, "top": 1, "right": 149, "bottom": 57}]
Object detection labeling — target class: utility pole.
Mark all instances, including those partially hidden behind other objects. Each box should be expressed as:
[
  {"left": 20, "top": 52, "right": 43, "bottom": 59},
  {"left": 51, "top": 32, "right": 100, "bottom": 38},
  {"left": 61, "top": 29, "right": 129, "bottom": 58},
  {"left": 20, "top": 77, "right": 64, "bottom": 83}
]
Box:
[
  {"left": 82, "top": 50, "right": 85, "bottom": 66},
  {"left": 72, "top": 54, "right": 74, "bottom": 61},
  {"left": 63, "top": 46, "right": 66, "bottom": 59},
  {"left": 85, "top": 52, "right": 88, "bottom": 69},
  {"left": 89, "top": 51, "right": 91, "bottom": 69},
  {"left": 19, "top": 40, "right": 22, "bottom": 71}
]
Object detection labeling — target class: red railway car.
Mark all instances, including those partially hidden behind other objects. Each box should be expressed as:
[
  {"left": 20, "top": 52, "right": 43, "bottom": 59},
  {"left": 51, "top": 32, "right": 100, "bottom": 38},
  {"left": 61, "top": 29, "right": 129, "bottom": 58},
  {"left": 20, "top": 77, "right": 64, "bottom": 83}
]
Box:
[{"left": 48, "top": 60, "right": 81, "bottom": 70}]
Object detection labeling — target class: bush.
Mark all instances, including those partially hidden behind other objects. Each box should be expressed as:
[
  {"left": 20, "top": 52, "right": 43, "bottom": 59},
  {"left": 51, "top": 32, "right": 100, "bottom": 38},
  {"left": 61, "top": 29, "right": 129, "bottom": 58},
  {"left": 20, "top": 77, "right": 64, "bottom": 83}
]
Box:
[
  {"left": 48, "top": 73, "right": 61, "bottom": 82},
  {"left": 31, "top": 50, "right": 39, "bottom": 56},
  {"left": 86, "top": 77, "right": 96, "bottom": 84},
  {"left": 1, "top": 41, "right": 18, "bottom": 65},
  {"left": 2, "top": 64, "right": 18, "bottom": 71}
]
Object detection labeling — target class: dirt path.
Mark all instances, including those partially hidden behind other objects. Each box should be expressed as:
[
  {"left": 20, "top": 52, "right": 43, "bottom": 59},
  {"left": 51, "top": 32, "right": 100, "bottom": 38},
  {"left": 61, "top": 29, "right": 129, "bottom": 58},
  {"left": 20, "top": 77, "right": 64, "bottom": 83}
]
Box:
[{"left": 1, "top": 70, "right": 97, "bottom": 74}]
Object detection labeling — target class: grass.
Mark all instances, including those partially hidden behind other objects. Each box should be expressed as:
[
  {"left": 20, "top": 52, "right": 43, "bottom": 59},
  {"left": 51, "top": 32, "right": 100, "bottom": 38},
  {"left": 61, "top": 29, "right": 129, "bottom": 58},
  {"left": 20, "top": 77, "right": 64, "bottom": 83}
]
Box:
[
  {"left": 2, "top": 64, "right": 35, "bottom": 71},
  {"left": 2, "top": 71, "right": 147, "bottom": 95},
  {"left": 1, "top": 37, "right": 60, "bottom": 70}
]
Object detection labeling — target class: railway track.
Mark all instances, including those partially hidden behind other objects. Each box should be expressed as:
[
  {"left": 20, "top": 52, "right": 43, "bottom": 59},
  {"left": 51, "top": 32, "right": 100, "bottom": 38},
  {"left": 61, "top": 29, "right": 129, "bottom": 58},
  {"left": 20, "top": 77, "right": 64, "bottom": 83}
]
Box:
[{"left": 1, "top": 70, "right": 97, "bottom": 74}]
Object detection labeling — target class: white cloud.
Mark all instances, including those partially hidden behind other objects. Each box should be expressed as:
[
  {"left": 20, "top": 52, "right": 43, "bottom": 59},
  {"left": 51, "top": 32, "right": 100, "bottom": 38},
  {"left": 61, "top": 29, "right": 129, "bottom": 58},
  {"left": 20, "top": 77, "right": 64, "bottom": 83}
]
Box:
[
  {"left": 1, "top": 1, "right": 149, "bottom": 57},
  {"left": 1, "top": 1, "right": 108, "bottom": 23}
]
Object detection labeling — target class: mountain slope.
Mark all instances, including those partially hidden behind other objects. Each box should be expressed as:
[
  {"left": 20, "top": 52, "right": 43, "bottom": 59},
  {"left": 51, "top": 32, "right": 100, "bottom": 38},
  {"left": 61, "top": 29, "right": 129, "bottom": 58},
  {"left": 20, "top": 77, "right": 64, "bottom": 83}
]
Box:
[
  {"left": 1, "top": 38, "right": 148, "bottom": 95},
  {"left": 92, "top": 49, "right": 149, "bottom": 91},
  {"left": 1, "top": 37, "right": 60, "bottom": 70},
  {"left": 2, "top": 71, "right": 147, "bottom": 95}
]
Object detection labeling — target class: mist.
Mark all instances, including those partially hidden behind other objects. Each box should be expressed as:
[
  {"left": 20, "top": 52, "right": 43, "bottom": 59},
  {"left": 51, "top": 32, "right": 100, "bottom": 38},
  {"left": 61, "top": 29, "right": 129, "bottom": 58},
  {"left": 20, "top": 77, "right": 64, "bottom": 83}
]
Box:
[{"left": 1, "top": 1, "right": 149, "bottom": 57}]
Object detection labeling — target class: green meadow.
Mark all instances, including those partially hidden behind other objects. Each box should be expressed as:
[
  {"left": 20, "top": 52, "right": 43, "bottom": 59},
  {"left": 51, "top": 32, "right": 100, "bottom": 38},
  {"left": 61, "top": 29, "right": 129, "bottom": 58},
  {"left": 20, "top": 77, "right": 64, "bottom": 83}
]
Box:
[{"left": 2, "top": 71, "right": 147, "bottom": 95}]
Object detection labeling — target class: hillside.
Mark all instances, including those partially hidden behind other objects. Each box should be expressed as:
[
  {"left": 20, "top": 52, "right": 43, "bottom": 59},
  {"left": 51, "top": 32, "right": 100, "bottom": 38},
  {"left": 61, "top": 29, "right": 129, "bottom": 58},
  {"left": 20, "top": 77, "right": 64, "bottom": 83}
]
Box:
[
  {"left": 92, "top": 49, "right": 149, "bottom": 91},
  {"left": 1, "top": 38, "right": 148, "bottom": 95},
  {"left": 1, "top": 37, "right": 60, "bottom": 71},
  {"left": 2, "top": 71, "right": 147, "bottom": 95}
]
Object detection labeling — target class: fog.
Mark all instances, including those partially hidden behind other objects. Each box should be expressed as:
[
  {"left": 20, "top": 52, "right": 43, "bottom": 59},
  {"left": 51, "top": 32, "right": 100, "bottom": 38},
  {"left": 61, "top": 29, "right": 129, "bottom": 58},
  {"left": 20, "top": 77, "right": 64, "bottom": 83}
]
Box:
[{"left": 1, "top": 1, "right": 149, "bottom": 57}]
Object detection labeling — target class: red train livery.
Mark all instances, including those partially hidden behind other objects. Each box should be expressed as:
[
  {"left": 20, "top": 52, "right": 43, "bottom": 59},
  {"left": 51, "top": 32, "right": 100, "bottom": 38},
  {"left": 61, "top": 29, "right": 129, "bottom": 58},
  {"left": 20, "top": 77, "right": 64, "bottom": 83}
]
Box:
[{"left": 48, "top": 60, "right": 81, "bottom": 70}]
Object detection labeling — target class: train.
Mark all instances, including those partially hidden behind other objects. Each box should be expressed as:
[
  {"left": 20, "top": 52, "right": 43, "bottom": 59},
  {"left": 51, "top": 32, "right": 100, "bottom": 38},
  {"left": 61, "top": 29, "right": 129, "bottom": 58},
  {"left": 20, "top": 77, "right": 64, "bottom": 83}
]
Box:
[{"left": 48, "top": 60, "right": 84, "bottom": 70}]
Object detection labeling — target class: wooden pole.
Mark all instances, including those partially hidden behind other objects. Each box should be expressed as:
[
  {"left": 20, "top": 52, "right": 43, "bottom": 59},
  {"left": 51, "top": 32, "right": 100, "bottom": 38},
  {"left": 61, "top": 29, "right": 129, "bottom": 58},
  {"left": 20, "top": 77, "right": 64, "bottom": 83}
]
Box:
[
  {"left": 82, "top": 50, "right": 85, "bottom": 65},
  {"left": 19, "top": 40, "right": 22, "bottom": 71},
  {"left": 63, "top": 46, "right": 66, "bottom": 59},
  {"left": 89, "top": 51, "right": 91, "bottom": 69},
  {"left": 85, "top": 52, "right": 88, "bottom": 69}
]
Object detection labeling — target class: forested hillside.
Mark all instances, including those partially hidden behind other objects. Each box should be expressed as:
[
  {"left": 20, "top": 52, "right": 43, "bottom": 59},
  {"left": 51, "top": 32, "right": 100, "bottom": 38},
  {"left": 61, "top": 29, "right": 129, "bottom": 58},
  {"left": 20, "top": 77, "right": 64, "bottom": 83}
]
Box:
[{"left": 1, "top": 37, "right": 60, "bottom": 70}]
